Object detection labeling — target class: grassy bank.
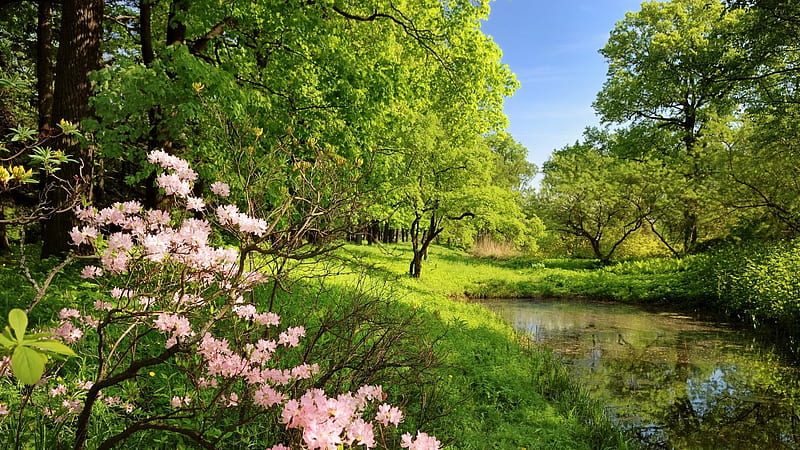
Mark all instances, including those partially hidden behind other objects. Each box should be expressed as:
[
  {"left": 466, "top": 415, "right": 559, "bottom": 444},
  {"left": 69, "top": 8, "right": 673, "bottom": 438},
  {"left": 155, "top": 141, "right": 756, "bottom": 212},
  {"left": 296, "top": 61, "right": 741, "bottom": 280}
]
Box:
[
  {"left": 344, "top": 239, "right": 800, "bottom": 351},
  {"left": 343, "top": 243, "right": 710, "bottom": 305},
  {"left": 327, "top": 244, "right": 634, "bottom": 448},
  {"left": 0, "top": 244, "right": 631, "bottom": 449}
]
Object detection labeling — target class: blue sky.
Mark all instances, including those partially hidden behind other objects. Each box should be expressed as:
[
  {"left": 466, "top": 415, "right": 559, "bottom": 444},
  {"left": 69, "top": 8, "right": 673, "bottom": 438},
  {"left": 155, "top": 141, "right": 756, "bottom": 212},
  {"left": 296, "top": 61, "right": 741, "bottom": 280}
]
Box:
[{"left": 481, "top": 0, "right": 644, "bottom": 174}]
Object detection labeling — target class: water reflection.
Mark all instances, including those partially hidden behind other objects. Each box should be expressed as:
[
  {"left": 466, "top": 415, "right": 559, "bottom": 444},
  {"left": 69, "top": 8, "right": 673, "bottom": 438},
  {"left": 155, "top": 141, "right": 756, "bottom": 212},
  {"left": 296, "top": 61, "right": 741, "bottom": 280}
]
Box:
[{"left": 484, "top": 298, "right": 800, "bottom": 449}]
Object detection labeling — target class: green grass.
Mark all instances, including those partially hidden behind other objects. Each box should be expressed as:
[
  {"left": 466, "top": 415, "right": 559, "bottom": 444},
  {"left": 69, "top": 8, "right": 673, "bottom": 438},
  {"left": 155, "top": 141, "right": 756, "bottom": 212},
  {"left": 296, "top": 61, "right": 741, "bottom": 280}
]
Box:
[
  {"left": 341, "top": 243, "right": 710, "bottom": 305},
  {"left": 326, "top": 244, "right": 633, "bottom": 448},
  {"left": 0, "top": 243, "right": 632, "bottom": 449}
]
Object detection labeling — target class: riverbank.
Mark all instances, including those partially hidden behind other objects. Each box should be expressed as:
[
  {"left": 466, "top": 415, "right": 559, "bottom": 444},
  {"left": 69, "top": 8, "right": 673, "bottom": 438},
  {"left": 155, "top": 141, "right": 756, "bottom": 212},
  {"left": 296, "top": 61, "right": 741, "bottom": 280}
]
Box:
[
  {"left": 346, "top": 241, "right": 800, "bottom": 343},
  {"left": 0, "top": 245, "right": 630, "bottom": 449}
]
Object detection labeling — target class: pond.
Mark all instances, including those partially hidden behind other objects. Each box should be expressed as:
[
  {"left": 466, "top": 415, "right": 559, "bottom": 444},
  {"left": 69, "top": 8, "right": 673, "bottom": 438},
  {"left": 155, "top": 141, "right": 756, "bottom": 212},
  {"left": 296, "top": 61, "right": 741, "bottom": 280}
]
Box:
[{"left": 483, "top": 298, "right": 800, "bottom": 449}]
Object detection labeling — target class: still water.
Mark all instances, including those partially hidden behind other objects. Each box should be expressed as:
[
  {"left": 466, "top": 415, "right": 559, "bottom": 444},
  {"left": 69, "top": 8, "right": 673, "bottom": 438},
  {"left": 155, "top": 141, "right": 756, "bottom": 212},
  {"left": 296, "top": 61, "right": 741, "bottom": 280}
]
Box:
[{"left": 484, "top": 298, "right": 800, "bottom": 449}]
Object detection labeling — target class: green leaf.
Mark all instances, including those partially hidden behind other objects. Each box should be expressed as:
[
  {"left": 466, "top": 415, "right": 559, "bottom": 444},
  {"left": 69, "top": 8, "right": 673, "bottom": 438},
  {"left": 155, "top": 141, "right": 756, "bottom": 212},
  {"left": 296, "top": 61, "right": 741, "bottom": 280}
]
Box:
[
  {"left": 11, "top": 345, "right": 47, "bottom": 385},
  {"left": 0, "top": 332, "right": 14, "bottom": 348},
  {"left": 30, "top": 340, "right": 77, "bottom": 357},
  {"left": 8, "top": 309, "right": 27, "bottom": 342}
]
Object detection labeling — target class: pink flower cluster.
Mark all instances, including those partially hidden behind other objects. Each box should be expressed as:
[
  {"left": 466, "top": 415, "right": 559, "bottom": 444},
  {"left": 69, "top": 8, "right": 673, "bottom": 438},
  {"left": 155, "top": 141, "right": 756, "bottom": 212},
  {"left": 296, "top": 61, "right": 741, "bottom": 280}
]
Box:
[
  {"left": 280, "top": 386, "right": 404, "bottom": 449},
  {"left": 216, "top": 204, "right": 269, "bottom": 236},
  {"left": 153, "top": 313, "right": 193, "bottom": 347},
  {"left": 148, "top": 150, "right": 198, "bottom": 193},
  {"left": 400, "top": 432, "right": 441, "bottom": 450},
  {"left": 51, "top": 308, "right": 96, "bottom": 343}
]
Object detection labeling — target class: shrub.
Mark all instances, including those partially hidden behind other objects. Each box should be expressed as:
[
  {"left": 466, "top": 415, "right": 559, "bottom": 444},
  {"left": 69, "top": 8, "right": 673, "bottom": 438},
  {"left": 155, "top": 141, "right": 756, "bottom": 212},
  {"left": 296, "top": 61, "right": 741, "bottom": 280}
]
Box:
[{"left": 0, "top": 152, "right": 439, "bottom": 449}]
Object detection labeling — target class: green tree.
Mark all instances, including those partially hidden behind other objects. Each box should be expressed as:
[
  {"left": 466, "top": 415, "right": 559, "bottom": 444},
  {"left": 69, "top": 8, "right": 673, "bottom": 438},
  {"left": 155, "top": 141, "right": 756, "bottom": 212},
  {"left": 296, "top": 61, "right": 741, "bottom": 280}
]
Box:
[
  {"left": 485, "top": 131, "right": 536, "bottom": 191},
  {"left": 594, "top": 0, "right": 751, "bottom": 253},
  {"left": 537, "top": 141, "right": 668, "bottom": 263}
]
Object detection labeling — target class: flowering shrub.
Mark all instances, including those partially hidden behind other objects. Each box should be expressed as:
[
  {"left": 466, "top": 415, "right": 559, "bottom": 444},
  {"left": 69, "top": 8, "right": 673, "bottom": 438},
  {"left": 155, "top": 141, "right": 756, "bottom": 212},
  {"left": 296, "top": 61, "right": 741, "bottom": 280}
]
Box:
[{"left": 0, "top": 151, "right": 438, "bottom": 449}]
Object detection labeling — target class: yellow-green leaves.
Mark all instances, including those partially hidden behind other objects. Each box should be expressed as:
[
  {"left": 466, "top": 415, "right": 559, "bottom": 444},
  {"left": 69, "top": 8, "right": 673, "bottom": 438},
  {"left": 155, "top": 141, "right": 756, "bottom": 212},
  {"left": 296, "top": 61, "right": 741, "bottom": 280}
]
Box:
[
  {"left": 1, "top": 309, "right": 77, "bottom": 385},
  {"left": 11, "top": 346, "right": 48, "bottom": 385},
  {"left": 57, "top": 119, "right": 81, "bottom": 136}
]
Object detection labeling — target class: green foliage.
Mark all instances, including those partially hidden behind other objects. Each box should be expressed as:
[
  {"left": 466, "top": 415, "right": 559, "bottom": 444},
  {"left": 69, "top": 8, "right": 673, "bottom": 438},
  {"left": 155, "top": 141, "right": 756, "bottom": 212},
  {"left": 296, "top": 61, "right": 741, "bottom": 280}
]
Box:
[
  {"left": 535, "top": 138, "right": 672, "bottom": 262},
  {"left": 711, "top": 239, "right": 800, "bottom": 331},
  {"left": 0, "top": 309, "right": 76, "bottom": 385}
]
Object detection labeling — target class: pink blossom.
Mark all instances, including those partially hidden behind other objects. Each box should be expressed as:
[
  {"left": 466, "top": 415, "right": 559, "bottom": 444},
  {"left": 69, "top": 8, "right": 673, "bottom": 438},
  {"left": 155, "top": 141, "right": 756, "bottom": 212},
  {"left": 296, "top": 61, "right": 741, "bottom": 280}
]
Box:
[
  {"left": 49, "top": 384, "right": 67, "bottom": 397},
  {"left": 376, "top": 403, "right": 403, "bottom": 427},
  {"left": 76, "top": 380, "right": 93, "bottom": 390},
  {"left": 97, "top": 206, "right": 127, "bottom": 226},
  {"left": 216, "top": 204, "right": 239, "bottom": 226},
  {"left": 356, "top": 385, "right": 384, "bottom": 404},
  {"left": 262, "top": 368, "right": 292, "bottom": 386},
  {"left": 249, "top": 339, "right": 278, "bottom": 364},
  {"left": 400, "top": 432, "right": 441, "bottom": 450},
  {"left": 267, "top": 445, "right": 290, "bottom": 450},
  {"left": 148, "top": 151, "right": 198, "bottom": 182},
  {"left": 82, "top": 315, "right": 99, "bottom": 328},
  {"left": 210, "top": 181, "right": 230, "bottom": 197},
  {"left": 80, "top": 265, "right": 103, "bottom": 279},
  {"left": 198, "top": 333, "right": 230, "bottom": 358},
  {"left": 346, "top": 418, "right": 375, "bottom": 448},
  {"left": 146, "top": 209, "right": 172, "bottom": 228},
  {"left": 253, "top": 385, "right": 285, "bottom": 408},
  {"left": 290, "top": 363, "right": 318, "bottom": 380},
  {"left": 59, "top": 308, "right": 81, "bottom": 320},
  {"left": 94, "top": 300, "right": 113, "bottom": 311},
  {"left": 236, "top": 215, "right": 268, "bottom": 236},
  {"left": 142, "top": 234, "right": 170, "bottom": 261},
  {"left": 70, "top": 225, "right": 98, "bottom": 246},
  {"left": 74, "top": 206, "right": 97, "bottom": 223},
  {"left": 119, "top": 201, "right": 142, "bottom": 215},
  {"left": 0, "top": 404, "right": 8, "bottom": 415},
  {"left": 278, "top": 326, "right": 305, "bottom": 347},
  {"left": 177, "top": 218, "right": 211, "bottom": 247},
  {"left": 227, "top": 392, "right": 239, "bottom": 407},
  {"left": 101, "top": 250, "right": 130, "bottom": 274},
  {"left": 107, "top": 232, "right": 134, "bottom": 252},
  {"left": 124, "top": 216, "right": 147, "bottom": 236},
  {"left": 186, "top": 196, "right": 205, "bottom": 211},
  {"left": 156, "top": 173, "right": 192, "bottom": 198},
  {"left": 254, "top": 312, "right": 280, "bottom": 327},
  {"left": 153, "top": 313, "right": 193, "bottom": 339},
  {"left": 233, "top": 304, "right": 257, "bottom": 320},
  {"left": 53, "top": 321, "right": 83, "bottom": 343}
]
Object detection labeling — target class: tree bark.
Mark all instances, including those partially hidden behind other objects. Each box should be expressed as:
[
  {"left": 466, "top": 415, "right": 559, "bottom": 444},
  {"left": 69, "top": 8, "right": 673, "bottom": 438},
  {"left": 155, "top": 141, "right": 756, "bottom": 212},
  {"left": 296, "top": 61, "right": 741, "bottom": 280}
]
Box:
[
  {"left": 36, "top": 0, "right": 54, "bottom": 132},
  {"left": 166, "top": 0, "right": 188, "bottom": 45},
  {"left": 140, "top": 0, "right": 154, "bottom": 66},
  {"left": 40, "top": 0, "right": 104, "bottom": 258}
]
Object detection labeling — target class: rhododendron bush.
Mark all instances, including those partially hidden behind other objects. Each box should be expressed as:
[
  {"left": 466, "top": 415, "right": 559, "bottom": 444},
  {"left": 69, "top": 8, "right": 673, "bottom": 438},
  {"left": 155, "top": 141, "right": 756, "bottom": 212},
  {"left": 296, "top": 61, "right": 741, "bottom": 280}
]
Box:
[{"left": 0, "top": 152, "right": 439, "bottom": 449}]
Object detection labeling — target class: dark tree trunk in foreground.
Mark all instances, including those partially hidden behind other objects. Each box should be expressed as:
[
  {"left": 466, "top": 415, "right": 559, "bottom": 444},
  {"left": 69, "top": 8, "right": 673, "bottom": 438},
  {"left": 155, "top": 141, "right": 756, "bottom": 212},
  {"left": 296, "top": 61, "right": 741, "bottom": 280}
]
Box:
[
  {"left": 37, "top": 0, "right": 54, "bottom": 131},
  {"left": 40, "top": 0, "right": 104, "bottom": 257}
]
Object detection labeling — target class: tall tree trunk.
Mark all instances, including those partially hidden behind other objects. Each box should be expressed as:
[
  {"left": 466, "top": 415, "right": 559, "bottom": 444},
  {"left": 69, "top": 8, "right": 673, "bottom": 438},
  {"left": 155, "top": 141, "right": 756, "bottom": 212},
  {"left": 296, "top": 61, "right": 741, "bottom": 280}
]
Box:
[
  {"left": 37, "top": 0, "right": 54, "bottom": 132},
  {"left": 40, "top": 0, "right": 104, "bottom": 258},
  {"left": 167, "top": 0, "right": 188, "bottom": 45},
  {"left": 140, "top": 0, "right": 154, "bottom": 66}
]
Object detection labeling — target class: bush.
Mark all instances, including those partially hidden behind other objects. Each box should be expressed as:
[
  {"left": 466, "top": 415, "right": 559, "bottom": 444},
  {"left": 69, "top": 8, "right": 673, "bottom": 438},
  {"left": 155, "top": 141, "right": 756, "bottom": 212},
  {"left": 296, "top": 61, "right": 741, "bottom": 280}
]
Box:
[{"left": 711, "top": 239, "right": 800, "bottom": 331}]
